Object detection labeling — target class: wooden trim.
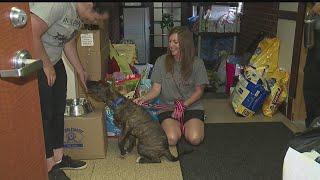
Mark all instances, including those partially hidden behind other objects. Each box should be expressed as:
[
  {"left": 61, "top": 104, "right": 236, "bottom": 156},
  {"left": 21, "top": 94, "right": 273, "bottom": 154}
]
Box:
[
  {"left": 122, "top": 6, "right": 145, "bottom": 8},
  {"left": 287, "top": 97, "right": 294, "bottom": 120},
  {"left": 286, "top": 2, "right": 306, "bottom": 119},
  {"left": 154, "top": 20, "right": 181, "bottom": 23},
  {"left": 278, "top": 10, "right": 297, "bottom": 20},
  {"left": 192, "top": 2, "right": 239, "bottom": 7},
  {"left": 198, "top": 32, "right": 240, "bottom": 36},
  {"left": 291, "top": 40, "right": 308, "bottom": 121},
  {"left": 108, "top": 2, "right": 121, "bottom": 43}
]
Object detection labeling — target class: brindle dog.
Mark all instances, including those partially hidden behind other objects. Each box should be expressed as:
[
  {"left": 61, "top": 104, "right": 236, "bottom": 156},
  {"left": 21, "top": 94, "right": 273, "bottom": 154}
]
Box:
[{"left": 87, "top": 80, "right": 184, "bottom": 163}]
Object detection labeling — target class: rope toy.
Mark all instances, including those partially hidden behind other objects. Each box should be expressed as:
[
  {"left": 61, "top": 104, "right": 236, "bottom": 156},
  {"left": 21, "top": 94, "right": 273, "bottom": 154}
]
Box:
[
  {"left": 135, "top": 100, "right": 187, "bottom": 134},
  {"left": 171, "top": 100, "right": 187, "bottom": 134}
]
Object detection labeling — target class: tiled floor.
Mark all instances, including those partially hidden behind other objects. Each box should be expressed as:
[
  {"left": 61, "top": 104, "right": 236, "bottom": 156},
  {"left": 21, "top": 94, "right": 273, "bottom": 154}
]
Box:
[
  {"left": 66, "top": 140, "right": 181, "bottom": 180},
  {"left": 202, "top": 98, "right": 306, "bottom": 133},
  {"left": 65, "top": 98, "right": 306, "bottom": 180}
]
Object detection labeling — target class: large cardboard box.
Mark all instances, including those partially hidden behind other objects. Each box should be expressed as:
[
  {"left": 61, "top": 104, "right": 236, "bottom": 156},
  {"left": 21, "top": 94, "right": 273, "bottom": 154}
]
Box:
[
  {"left": 77, "top": 29, "right": 109, "bottom": 81},
  {"left": 64, "top": 108, "right": 107, "bottom": 160}
]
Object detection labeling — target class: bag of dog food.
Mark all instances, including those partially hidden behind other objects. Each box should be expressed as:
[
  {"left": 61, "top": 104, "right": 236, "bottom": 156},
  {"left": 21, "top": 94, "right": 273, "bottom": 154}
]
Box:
[
  {"left": 262, "top": 69, "right": 289, "bottom": 117},
  {"left": 113, "top": 44, "right": 138, "bottom": 65},
  {"left": 231, "top": 67, "right": 270, "bottom": 117},
  {"left": 109, "top": 42, "right": 133, "bottom": 75},
  {"left": 249, "top": 38, "right": 280, "bottom": 79},
  {"left": 105, "top": 106, "right": 121, "bottom": 137}
]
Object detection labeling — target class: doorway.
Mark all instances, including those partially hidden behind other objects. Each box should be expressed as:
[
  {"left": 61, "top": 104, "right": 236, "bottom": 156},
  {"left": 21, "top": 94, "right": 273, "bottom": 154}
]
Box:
[
  {"left": 149, "top": 2, "right": 182, "bottom": 64},
  {"left": 123, "top": 7, "right": 150, "bottom": 64}
]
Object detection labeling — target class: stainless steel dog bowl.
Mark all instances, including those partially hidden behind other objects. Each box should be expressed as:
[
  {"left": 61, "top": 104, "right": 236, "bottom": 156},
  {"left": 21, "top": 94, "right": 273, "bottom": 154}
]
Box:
[{"left": 64, "top": 98, "right": 94, "bottom": 117}]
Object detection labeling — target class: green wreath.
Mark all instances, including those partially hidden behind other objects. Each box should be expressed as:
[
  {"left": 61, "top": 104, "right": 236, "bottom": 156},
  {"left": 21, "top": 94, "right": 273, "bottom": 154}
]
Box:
[{"left": 160, "top": 13, "right": 174, "bottom": 31}]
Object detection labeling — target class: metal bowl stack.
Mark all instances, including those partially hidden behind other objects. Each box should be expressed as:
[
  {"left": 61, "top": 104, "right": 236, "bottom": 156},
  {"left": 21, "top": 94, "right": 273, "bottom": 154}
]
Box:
[{"left": 64, "top": 98, "right": 94, "bottom": 117}]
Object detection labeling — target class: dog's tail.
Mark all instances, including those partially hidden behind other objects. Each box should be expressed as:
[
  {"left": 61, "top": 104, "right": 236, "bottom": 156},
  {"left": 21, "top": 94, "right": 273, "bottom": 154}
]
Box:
[
  {"left": 164, "top": 150, "right": 179, "bottom": 162},
  {"left": 164, "top": 137, "right": 197, "bottom": 162},
  {"left": 164, "top": 148, "right": 194, "bottom": 162}
]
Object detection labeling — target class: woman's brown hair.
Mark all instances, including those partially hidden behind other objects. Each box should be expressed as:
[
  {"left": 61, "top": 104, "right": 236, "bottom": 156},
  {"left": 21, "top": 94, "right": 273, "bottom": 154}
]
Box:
[{"left": 165, "top": 26, "right": 195, "bottom": 80}]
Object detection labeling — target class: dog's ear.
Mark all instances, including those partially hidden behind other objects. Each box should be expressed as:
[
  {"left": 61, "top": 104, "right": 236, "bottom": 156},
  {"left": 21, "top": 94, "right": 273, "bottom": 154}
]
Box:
[{"left": 105, "top": 76, "right": 116, "bottom": 87}]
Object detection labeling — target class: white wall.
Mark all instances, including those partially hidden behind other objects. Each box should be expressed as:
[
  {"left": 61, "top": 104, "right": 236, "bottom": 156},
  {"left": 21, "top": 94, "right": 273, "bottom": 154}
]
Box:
[
  {"left": 62, "top": 53, "right": 78, "bottom": 99},
  {"left": 276, "top": 2, "right": 299, "bottom": 73},
  {"left": 277, "top": 19, "right": 296, "bottom": 73},
  {"left": 279, "top": 2, "right": 298, "bottom": 12}
]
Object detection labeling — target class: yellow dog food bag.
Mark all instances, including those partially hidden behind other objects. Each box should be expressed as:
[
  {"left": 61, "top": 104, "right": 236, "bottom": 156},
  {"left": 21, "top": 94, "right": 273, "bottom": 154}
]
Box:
[
  {"left": 249, "top": 38, "right": 280, "bottom": 79},
  {"left": 231, "top": 68, "right": 270, "bottom": 117},
  {"left": 262, "top": 69, "right": 289, "bottom": 117}
]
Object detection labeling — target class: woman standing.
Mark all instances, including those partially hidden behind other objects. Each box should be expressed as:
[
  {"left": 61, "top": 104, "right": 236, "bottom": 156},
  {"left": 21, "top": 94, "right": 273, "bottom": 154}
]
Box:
[{"left": 304, "top": 2, "right": 320, "bottom": 128}]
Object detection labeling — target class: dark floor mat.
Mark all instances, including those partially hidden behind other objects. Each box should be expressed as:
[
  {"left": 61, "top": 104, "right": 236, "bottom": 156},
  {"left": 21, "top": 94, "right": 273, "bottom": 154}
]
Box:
[{"left": 177, "top": 122, "right": 294, "bottom": 180}]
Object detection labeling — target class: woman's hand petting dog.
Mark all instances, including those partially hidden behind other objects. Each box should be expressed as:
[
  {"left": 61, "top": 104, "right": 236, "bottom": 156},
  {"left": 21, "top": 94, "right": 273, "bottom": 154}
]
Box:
[{"left": 133, "top": 96, "right": 147, "bottom": 105}]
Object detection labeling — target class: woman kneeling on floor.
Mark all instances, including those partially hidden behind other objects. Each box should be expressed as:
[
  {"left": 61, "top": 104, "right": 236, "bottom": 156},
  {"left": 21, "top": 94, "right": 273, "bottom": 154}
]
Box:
[{"left": 134, "top": 26, "right": 209, "bottom": 146}]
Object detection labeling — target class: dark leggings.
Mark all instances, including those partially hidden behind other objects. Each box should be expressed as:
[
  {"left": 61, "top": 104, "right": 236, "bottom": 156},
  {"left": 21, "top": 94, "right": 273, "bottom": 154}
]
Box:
[{"left": 38, "top": 60, "right": 67, "bottom": 158}]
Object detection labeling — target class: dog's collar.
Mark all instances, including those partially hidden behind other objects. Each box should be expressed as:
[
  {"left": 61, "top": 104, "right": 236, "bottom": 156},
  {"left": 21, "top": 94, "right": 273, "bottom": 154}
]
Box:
[{"left": 111, "top": 97, "right": 125, "bottom": 109}]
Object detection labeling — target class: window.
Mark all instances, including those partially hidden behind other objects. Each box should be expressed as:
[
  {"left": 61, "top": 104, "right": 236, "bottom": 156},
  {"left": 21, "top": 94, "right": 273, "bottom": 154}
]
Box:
[{"left": 153, "top": 2, "right": 181, "bottom": 47}]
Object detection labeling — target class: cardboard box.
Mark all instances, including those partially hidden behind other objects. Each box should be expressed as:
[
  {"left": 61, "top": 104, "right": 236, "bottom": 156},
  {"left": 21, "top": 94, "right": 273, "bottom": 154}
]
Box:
[
  {"left": 64, "top": 108, "right": 107, "bottom": 160},
  {"left": 77, "top": 29, "right": 109, "bottom": 81}
]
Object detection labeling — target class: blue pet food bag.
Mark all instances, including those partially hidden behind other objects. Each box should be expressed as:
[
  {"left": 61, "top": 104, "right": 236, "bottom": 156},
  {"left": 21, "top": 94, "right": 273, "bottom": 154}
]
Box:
[
  {"left": 105, "top": 106, "right": 121, "bottom": 137},
  {"left": 231, "top": 73, "right": 270, "bottom": 117}
]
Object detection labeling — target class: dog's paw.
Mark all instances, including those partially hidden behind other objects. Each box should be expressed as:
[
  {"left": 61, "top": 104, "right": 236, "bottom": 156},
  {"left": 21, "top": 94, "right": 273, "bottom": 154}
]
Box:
[
  {"left": 120, "top": 150, "right": 128, "bottom": 156},
  {"left": 119, "top": 154, "right": 126, "bottom": 159},
  {"left": 136, "top": 156, "right": 142, "bottom": 163}
]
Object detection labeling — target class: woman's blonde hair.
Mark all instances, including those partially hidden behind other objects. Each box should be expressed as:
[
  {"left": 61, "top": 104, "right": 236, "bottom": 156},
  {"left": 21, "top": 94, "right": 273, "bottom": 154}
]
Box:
[{"left": 165, "top": 26, "right": 195, "bottom": 80}]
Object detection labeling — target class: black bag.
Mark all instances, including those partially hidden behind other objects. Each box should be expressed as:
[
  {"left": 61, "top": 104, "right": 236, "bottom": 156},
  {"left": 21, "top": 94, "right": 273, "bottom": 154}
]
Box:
[{"left": 288, "top": 127, "right": 320, "bottom": 153}]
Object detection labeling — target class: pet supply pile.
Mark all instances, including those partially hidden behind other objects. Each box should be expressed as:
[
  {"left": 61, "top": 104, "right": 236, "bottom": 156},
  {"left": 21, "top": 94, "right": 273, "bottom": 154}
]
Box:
[
  {"left": 262, "top": 69, "right": 289, "bottom": 117},
  {"left": 109, "top": 41, "right": 133, "bottom": 75},
  {"left": 231, "top": 37, "right": 289, "bottom": 117},
  {"left": 105, "top": 106, "right": 121, "bottom": 137},
  {"left": 114, "top": 74, "right": 141, "bottom": 99},
  {"left": 231, "top": 66, "right": 270, "bottom": 117},
  {"left": 249, "top": 37, "right": 280, "bottom": 79}
]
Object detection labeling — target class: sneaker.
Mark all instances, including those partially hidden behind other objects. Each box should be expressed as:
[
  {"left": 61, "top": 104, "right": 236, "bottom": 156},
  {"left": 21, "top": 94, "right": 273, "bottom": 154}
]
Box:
[
  {"left": 48, "top": 166, "right": 70, "bottom": 180},
  {"left": 310, "top": 116, "right": 320, "bottom": 128},
  {"left": 57, "top": 155, "right": 87, "bottom": 170}
]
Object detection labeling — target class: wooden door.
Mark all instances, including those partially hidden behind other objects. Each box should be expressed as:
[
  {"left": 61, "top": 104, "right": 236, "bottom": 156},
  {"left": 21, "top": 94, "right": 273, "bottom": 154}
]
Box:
[{"left": 0, "top": 3, "right": 47, "bottom": 180}]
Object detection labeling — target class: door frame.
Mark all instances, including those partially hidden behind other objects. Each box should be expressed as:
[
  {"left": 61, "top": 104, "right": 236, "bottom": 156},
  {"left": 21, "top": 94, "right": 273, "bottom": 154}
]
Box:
[
  {"left": 147, "top": 2, "right": 192, "bottom": 64},
  {"left": 277, "top": 3, "right": 306, "bottom": 120}
]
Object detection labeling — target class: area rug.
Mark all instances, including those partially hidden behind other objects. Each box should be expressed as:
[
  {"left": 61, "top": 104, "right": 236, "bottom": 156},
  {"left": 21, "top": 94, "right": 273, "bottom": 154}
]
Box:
[{"left": 177, "top": 122, "right": 293, "bottom": 180}]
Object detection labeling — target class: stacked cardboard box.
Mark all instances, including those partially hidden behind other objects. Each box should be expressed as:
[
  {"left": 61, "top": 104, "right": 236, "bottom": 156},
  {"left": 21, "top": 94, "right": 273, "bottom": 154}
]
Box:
[
  {"left": 77, "top": 29, "right": 109, "bottom": 81},
  {"left": 64, "top": 107, "right": 107, "bottom": 160},
  {"left": 63, "top": 27, "right": 109, "bottom": 160},
  {"left": 76, "top": 28, "right": 110, "bottom": 102}
]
